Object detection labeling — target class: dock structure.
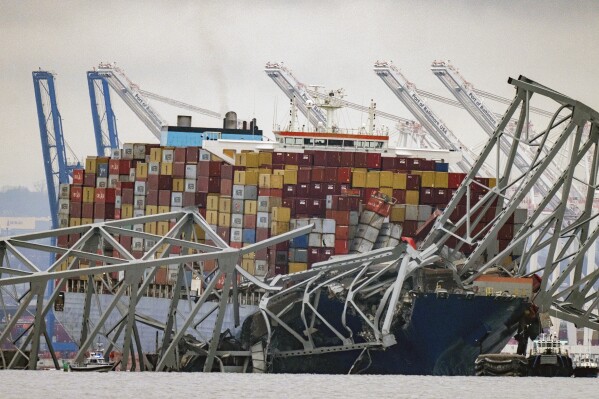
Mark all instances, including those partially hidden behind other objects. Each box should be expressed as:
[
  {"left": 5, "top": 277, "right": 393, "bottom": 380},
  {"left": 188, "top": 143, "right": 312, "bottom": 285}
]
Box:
[{"left": 0, "top": 76, "right": 598, "bottom": 372}]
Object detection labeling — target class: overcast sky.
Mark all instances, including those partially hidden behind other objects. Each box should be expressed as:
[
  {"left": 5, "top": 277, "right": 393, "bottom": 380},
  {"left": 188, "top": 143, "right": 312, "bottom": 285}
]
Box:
[{"left": 1, "top": 0, "right": 598, "bottom": 190}]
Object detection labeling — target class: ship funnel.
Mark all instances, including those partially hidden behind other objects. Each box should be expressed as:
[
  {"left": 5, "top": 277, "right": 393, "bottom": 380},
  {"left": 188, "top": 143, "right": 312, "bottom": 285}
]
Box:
[
  {"left": 177, "top": 115, "right": 192, "bottom": 127},
  {"left": 224, "top": 111, "right": 237, "bottom": 129}
]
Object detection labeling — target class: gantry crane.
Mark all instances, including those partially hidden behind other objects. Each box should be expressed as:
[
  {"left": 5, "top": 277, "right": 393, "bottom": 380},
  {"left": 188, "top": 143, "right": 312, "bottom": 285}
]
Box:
[
  {"left": 373, "top": 61, "right": 490, "bottom": 175},
  {"left": 430, "top": 60, "right": 583, "bottom": 215},
  {"left": 87, "top": 71, "right": 120, "bottom": 156},
  {"left": 88, "top": 63, "right": 221, "bottom": 141}
]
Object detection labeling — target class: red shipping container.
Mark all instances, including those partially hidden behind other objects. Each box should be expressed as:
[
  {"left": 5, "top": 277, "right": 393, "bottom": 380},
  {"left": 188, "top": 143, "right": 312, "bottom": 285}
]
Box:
[
  {"left": 381, "top": 157, "right": 397, "bottom": 171},
  {"left": 182, "top": 192, "right": 206, "bottom": 207},
  {"left": 94, "top": 188, "right": 116, "bottom": 204},
  {"left": 283, "top": 185, "right": 296, "bottom": 198},
  {"left": 335, "top": 239, "right": 349, "bottom": 254},
  {"left": 270, "top": 188, "right": 283, "bottom": 198},
  {"left": 117, "top": 181, "right": 135, "bottom": 190},
  {"left": 220, "top": 164, "right": 234, "bottom": 180},
  {"left": 282, "top": 198, "right": 295, "bottom": 214},
  {"left": 392, "top": 189, "right": 406, "bottom": 204},
  {"left": 73, "top": 169, "right": 85, "bottom": 185},
  {"left": 311, "top": 167, "right": 325, "bottom": 182},
  {"left": 244, "top": 214, "right": 256, "bottom": 229},
  {"left": 114, "top": 208, "right": 121, "bottom": 219},
  {"left": 420, "top": 188, "right": 435, "bottom": 205},
  {"left": 322, "top": 248, "right": 335, "bottom": 260},
  {"left": 339, "top": 152, "right": 354, "bottom": 167},
  {"left": 295, "top": 198, "right": 309, "bottom": 214},
  {"left": 337, "top": 167, "right": 351, "bottom": 184},
  {"left": 84, "top": 173, "right": 96, "bottom": 187},
  {"left": 307, "top": 247, "right": 321, "bottom": 264},
  {"left": 366, "top": 153, "right": 381, "bottom": 169},
  {"left": 323, "top": 167, "right": 338, "bottom": 183},
  {"left": 296, "top": 184, "right": 310, "bottom": 197},
  {"left": 354, "top": 152, "right": 368, "bottom": 168},
  {"left": 109, "top": 159, "right": 120, "bottom": 174},
  {"left": 197, "top": 176, "right": 221, "bottom": 193},
  {"left": 335, "top": 225, "right": 349, "bottom": 239},
  {"left": 332, "top": 210, "right": 350, "bottom": 226},
  {"left": 473, "top": 177, "right": 489, "bottom": 193},
  {"left": 173, "top": 162, "right": 186, "bottom": 178},
  {"left": 285, "top": 152, "right": 299, "bottom": 165},
  {"left": 69, "top": 201, "right": 82, "bottom": 217},
  {"left": 119, "top": 160, "right": 133, "bottom": 175},
  {"left": 121, "top": 188, "right": 134, "bottom": 204},
  {"left": 402, "top": 220, "right": 419, "bottom": 236},
  {"left": 158, "top": 190, "right": 171, "bottom": 206},
  {"left": 230, "top": 242, "right": 242, "bottom": 249},
  {"left": 312, "top": 151, "right": 327, "bottom": 166},
  {"left": 174, "top": 148, "right": 187, "bottom": 163},
  {"left": 310, "top": 183, "right": 324, "bottom": 198},
  {"left": 326, "top": 152, "right": 342, "bottom": 167},
  {"left": 447, "top": 173, "right": 466, "bottom": 189},
  {"left": 408, "top": 158, "right": 422, "bottom": 170},
  {"left": 323, "top": 183, "right": 339, "bottom": 196},
  {"left": 57, "top": 235, "right": 69, "bottom": 248},
  {"left": 70, "top": 186, "right": 83, "bottom": 202},
  {"left": 406, "top": 174, "right": 421, "bottom": 190},
  {"left": 498, "top": 224, "right": 514, "bottom": 240},
  {"left": 217, "top": 226, "right": 230, "bottom": 243},
  {"left": 397, "top": 158, "right": 409, "bottom": 171},
  {"left": 309, "top": 199, "right": 325, "bottom": 217},
  {"left": 298, "top": 153, "right": 313, "bottom": 166},
  {"left": 363, "top": 188, "right": 378, "bottom": 203},
  {"left": 434, "top": 189, "right": 448, "bottom": 205},
  {"left": 256, "top": 227, "right": 269, "bottom": 242},
  {"left": 186, "top": 147, "right": 199, "bottom": 163},
  {"left": 297, "top": 169, "right": 312, "bottom": 184},
  {"left": 273, "top": 152, "right": 286, "bottom": 164},
  {"left": 220, "top": 179, "right": 233, "bottom": 196},
  {"left": 82, "top": 203, "right": 94, "bottom": 219}
]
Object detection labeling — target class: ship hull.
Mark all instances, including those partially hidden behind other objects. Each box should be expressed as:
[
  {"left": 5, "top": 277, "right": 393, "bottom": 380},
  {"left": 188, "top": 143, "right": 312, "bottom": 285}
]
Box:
[{"left": 264, "top": 293, "right": 528, "bottom": 375}]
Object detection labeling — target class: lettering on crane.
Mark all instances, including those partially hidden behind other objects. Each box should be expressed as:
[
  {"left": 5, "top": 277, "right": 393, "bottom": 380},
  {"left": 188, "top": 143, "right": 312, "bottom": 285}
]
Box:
[
  {"left": 467, "top": 91, "right": 497, "bottom": 124},
  {"left": 409, "top": 92, "right": 449, "bottom": 135}
]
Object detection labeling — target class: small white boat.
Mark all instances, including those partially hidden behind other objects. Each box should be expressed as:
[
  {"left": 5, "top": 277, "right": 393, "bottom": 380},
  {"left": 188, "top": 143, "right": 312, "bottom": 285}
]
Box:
[
  {"left": 574, "top": 356, "right": 599, "bottom": 378},
  {"left": 69, "top": 343, "right": 114, "bottom": 372}
]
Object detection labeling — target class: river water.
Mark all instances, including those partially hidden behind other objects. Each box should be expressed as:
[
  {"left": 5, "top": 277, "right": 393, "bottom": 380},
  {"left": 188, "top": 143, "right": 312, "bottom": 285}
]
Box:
[{"left": 0, "top": 371, "right": 596, "bottom": 398}]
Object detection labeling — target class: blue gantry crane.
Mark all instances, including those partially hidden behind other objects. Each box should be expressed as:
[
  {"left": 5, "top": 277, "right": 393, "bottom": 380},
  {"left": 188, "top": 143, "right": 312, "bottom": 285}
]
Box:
[{"left": 87, "top": 71, "right": 120, "bottom": 156}]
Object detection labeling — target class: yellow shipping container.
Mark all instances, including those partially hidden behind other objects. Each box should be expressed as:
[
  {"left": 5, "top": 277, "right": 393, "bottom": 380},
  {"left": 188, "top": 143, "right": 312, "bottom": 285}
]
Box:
[
  {"left": 145, "top": 222, "right": 157, "bottom": 234},
  {"left": 234, "top": 153, "right": 245, "bottom": 166},
  {"left": 393, "top": 173, "right": 407, "bottom": 189},
  {"left": 121, "top": 204, "right": 133, "bottom": 219},
  {"left": 160, "top": 162, "right": 173, "bottom": 176},
  {"left": 82, "top": 187, "right": 95, "bottom": 203},
  {"left": 411, "top": 170, "right": 423, "bottom": 177},
  {"left": 271, "top": 174, "right": 284, "bottom": 189},
  {"left": 150, "top": 147, "right": 162, "bottom": 163},
  {"left": 366, "top": 171, "right": 381, "bottom": 188},
  {"left": 242, "top": 259, "right": 256, "bottom": 274},
  {"left": 259, "top": 174, "right": 272, "bottom": 188},
  {"left": 259, "top": 152, "right": 272, "bottom": 166},
  {"left": 235, "top": 170, "right": 259, "bottom": 185},
  {"left": 421, "top": 171, "right": 435, "bottom": 188},
  {"left": 434, "top": 172, "right": 449, "bottom": 188},
  {"left": 406, "top": 190, "right": 420, "bottom": 205},
  {"left": 245, "top": 152, "right": 260, "bottom": 168},
  {"left": 273, "top": 169, "right": 285, "bottom": 176},
  {"left": 219, "top": 197, "right": 232, "bottom": 213},
  {"left": 283, "top": 170, "right": 297, "bottom": 185},
  {"left": 390, "top": 204, "right": 406, "bottom": 222},
  {"left": 244, "top": 200, "right": 257, "bottom": 215},
  {"left": 157, "top": 221, "right": 170, "bottom": 236},
  {"left": 289, "top": 262, "right": 308, "bottom": 273},
  {"left": 193, "top": 224, "right": 206, "bottom": 241},
  {"left": 242, "top": 252, "right": 256, "bottom": 260},
  {"left": 136, "top": 162, "right": 148, "bottom": 179},
  {"left": 379, "top": 187, "right": 393, "bottom": 198},
  {"left": 488, "top": 177, "right": 497, "bottom": 188},
  {"left": 206, "top": 210, "right": 219, "bottom": 225},
  {"left": 207, "top": 194, "right": 219, "bottom": 211},
  {"left": 145, "top": 205, "right": 158, "bottom": 215},
  {"left": 158, "top": 205, "right": 170, "bottom": 214},
  {"left": 173, "top": 178, "right": 185, "bottom": 192},
  {"left": 272, "top": 207, "right": 291, "bottom": 222},
  {"left": 218, "top": 212, "right": 231, "bottom": 227},
  {"left": 379, "top": 171, "right": 394, "bottom": 188},
  {"left": 85, "top": 156, "right": 97, "bottom": 174},
  {"left": 271, "top": 221, "right": 290, "bottom": 235},
  {"left": 80, "top": 218, "right": 93, "bottom": 225},
  {"left": 284, "top": 164, "right": 298, "bottom": 171},
  {"left": 352, "top": 170, "right": 367, "bottom": 188}
]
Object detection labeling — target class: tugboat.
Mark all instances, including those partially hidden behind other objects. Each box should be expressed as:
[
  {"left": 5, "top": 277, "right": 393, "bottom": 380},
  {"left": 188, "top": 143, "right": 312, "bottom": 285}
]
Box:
[
  {"left": 69, "top": 343, "right": 114, "bottom": 372},
  {"left": 573, "top": 356, "right": 598, "bottom": 378},
  {"left": 527, "top": 334, "right": 573, "bottom": 377}
]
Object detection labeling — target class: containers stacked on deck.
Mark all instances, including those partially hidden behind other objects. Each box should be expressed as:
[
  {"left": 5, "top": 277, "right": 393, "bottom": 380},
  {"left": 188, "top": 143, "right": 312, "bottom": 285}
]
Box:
[{"left": 56, "top": 144, "right": 522, "bottom": 283}]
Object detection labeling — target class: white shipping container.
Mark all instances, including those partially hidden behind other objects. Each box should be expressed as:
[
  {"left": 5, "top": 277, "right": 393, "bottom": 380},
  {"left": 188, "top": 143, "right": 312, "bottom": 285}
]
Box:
[
  {"left": 230, "top": 228, "right": 243, "bottom": 243},
  {"left": 356, "top": 225, "right": 380, "bottom": 242},
  {"left": 231, "top": 214, "right": 244, "bottom": 228},
  {"left": 326, "top": 195, "right": 333, "bottom": 209},
  {"left": 309, "top": 218, "right": 323, "bottom": 233},
  {"left": 405, "top": 205, "right": 419, "bottom": 221},
  {"left": 115, "top": 196, "right": 122, "bottom": 209},
  {"left": 191, "top": 278, "right": 202, "bottom": 293},
  {"left": 184, "top": 179, "right": 196, "bottom": 193},
  {"left": 322, "top": 219, "right": 336, "bottom": 234},
  {"left": 129, "top": 168, "right": 136, "bottom": 181},
  {"left": 308, "top": 233, "right": 322, "bottom": 247},
  {"left": 295, "top": 218, "right": 311, "bottom": 228},
  {"left": 111, "top": 148, "right": 122, "bottom": 160},
  {"left": 348, "top": 225, "right": 357, "bottom": 240},
  {"left": 256, "top": 212, "right": 270, "bottom": 228},
  {"left": 185, "top": 164, "right": 197, "bottom": 179},
  {"left": 232, "top": 199, "right": 244, "bottom": 213},
  {"left": 171, "top": 206, "right": 182, "bottom": 212},
  {"left": 255, "top": 260, "right": 268, "bottom": 277},
  {"left": 350, "top": 237, "right": 374, "bottom": 253},
  {"left": 171, "top": 192, "right": 183, "bottom": 206},
  {"left": 349, "top": 211, "right": 360, "bottom": 226},
  {"left": 96, "top": 177, "right": 107, "bottom": 188},
  {"left": 59, "top": 183, "right": 70, "bottom": 200},
  {"left": 133, "top": 209, "right": 145, "bottom": 218},
  {"left": 58, "top": 198, "right": 70, "bottom": 214},
  {"left": 390, "top": 223, "right": 402, "bottom": 238},
  {"left": 199, "top": 149, "right": 211, "bottom": 161},
  {"left": 133, "top": 143, "right": 146, "bottom": 160},
  {"left": 322, "top": 234, "right": 335, "bottom": 248},
  {"left": 108, "top": 175, "right": 119, "bottom": 188},
  {"left": 132, "top": 237, "right": 144, "bottom": 251},
  {"left": 417, "top": 205, "right": 433, "bottom": 222},
  {"left": 133, "top": 223, "right": 144, "bottom": 232},
  {"left": 122, "top": 143, "right": 134, "bottom": 160},
  {"left": 134, "top": 181, "right": 146, "bottom": 195},
  {"left": 232, "top": 185, "right": 245, "bottom": 199},
  {"left": 134, "top": 195, "right": 145, "bottom": 210},
  {"left": 58, "top": 216, "right": 69, "bottom": 228},
  {"left": 243, "top": 185, "right": 258, "bottom": 200},
  {"left": 144, "top": 239, "right": 156, "bottom": 251},
  {"left": 162, "top": 149, "right": 174, "bottom": 163},
  {"left": 148, "top": 162, "right": 160, "bottom": 175}
]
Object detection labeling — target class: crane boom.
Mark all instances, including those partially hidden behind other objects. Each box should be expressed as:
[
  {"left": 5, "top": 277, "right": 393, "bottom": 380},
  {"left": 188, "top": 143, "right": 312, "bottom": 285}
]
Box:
[
  {"left": 93, "top": 63, "right": 167, "bottom": 139},
  {"left": 138, "top": 89, "right": 221, "bottom": 119},
  {"left": 373, "top": 61, "right": 483, "bottom": 174}
]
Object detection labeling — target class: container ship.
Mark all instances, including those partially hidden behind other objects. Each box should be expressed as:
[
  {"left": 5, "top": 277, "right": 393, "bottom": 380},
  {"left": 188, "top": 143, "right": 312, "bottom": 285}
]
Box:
[{"left": 52, "top": 101, "right": 535, "bottom": 375}]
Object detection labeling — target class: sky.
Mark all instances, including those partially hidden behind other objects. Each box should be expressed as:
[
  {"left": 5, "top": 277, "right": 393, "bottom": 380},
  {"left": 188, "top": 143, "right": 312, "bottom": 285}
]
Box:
[{"left": 1, "top": 0, "right": 598, "bottom": 190}]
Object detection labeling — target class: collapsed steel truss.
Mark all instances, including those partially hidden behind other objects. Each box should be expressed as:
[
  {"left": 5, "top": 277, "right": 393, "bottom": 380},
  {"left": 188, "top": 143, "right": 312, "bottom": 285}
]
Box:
[
  {"left": 423, "top": 76, "right": 599, "bottom": 329},
  {"left": 0, "top": 76, "right": 598, "bottom": 372}
]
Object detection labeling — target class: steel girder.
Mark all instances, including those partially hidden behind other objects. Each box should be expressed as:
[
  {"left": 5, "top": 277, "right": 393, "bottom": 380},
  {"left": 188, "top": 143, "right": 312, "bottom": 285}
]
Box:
[
  {"left": 0, "top": 209, "right": 311, "bottom": 370},
  {"left": 422, "top": 76, "right": 599, "bottom": 330}
]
